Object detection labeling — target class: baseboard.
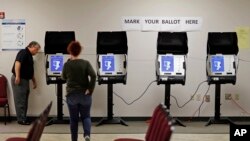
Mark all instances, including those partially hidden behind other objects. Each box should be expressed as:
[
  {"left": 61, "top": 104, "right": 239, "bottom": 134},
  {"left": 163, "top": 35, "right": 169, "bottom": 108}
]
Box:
[{"left": 1, "top": 116, "right": 250, "bottom": 122}]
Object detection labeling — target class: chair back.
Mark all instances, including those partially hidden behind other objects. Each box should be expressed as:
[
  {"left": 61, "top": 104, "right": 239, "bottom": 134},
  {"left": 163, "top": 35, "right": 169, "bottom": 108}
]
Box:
[
  {"left": 0, "top": 74, "right": 8, "bottom": 107},
  {"left": 145, "top": 104, "right": 162, "bottom": 140},
  {"left": 0, "top": 74, "right": 7, "bottom": 98},
  {"left": 154, "top": 108, "right": 173, "bottom": 141},
  {"left": 145, "top": 104, "right": 173, "bottom": 141},
  {"left": 26, "top": 102, "right": 52, "bottom": 141}
]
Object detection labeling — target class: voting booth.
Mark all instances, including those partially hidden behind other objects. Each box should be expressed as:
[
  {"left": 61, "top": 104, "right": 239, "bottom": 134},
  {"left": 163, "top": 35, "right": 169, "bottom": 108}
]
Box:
[
  {"left": 96, "top": 31, "right": 128, "bottom": 126},
  {"left": 156, "top": 32, "right": 188, "bottom": 127},
  {"left": 206, "top": 32, "right": 238, "bottom": 85},
  {"left": 44, "top": 31, "right": 75, "bottom": 124},
  {"left": 206, "top": 32, "right": 238, "bottom": 126},
  {"left": 45, "top": 31, "right": 74, "bottom": 84},
  {"left": 96, "top": 31, "right": 128, "bottom": 85},
  {"left": 156, "top": 32, "right": 188, "bottom": 85}
]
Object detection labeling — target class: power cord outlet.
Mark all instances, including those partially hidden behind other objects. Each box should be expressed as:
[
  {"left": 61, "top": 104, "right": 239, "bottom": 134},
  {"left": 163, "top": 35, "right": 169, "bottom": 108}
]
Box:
[
  {"left": 234, "top": 93, "right": 240, "bottom": 101},
  {"left": 225, "top": 93, "right": 232, "bottom": 100},
  {"left": 205, "top": 95, "right": 210, "bottom": 102}
]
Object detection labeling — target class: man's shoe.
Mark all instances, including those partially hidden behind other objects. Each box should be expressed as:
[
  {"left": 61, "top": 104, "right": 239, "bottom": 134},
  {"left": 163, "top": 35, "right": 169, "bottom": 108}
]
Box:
[{"left": 17, "top": 120, "right": 31, "bottom": 125}]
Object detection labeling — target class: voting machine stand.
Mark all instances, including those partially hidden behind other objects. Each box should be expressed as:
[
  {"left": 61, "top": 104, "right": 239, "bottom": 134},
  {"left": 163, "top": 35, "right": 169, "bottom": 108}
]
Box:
[
  {"left": 156, "top": 32, "right": 188, "bottom": 127},
  {"left": 44, "top": 31, "right": 75, "bottom": 125},
  {"left": 205, "top": 32, "right": 238, "bottom": 126},
  {"left": 96, "top": 31, "right": 128, "bottom": 126}
]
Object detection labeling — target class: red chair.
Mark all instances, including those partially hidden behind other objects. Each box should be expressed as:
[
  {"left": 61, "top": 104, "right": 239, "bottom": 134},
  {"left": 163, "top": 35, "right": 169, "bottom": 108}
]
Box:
[
  {"left": 0, "top": 74, "right": 10, "bottom": 125},
  {"left": 6, "top": 101, "right": 52, "bottom": 141},
  {"left": 114, "top": 104, "right": 174, "bottom": 141}
]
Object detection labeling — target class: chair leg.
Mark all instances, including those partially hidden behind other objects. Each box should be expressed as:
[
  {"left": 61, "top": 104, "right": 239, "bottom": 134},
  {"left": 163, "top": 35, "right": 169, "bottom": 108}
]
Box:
[
  {"left": 3, "top": 104, "right": 10, "bottom": 125},
  {"left": 4, "top": 105, "right": 7, "bottom": 125},
  {"left": 7, "top": 104, "right": 11, "bottom": 122}
]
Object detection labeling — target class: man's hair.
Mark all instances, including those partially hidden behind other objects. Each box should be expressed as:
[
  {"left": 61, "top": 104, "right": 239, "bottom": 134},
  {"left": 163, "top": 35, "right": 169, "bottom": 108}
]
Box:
[
  {"left": 67, "top": 41, "right": 82, "bottom": 56},
  {"left": 27, "top": 41, "right": 40, "bottom": 48}
]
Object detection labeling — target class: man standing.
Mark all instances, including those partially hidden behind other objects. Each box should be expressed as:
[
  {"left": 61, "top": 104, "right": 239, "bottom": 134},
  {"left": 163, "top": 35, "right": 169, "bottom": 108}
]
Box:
[{"left": 11, "top": 41, "right": 40, "bottom": 125}]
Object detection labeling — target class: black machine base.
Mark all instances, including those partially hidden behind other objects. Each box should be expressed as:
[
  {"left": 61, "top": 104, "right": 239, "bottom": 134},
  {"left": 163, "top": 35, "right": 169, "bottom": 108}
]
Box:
[
  {"left": 205, "top": 117, "right": 234, "bottom": 126},
  {"left": 173, "top": 118, "right": 186, "bottom": 127},
  {"left": 96, "top": 117, "right": 128, "bottom": 126},
  {"left": 46, "top": 118, "right": 69, "bottom": 126},
  {"left": 96, "top": 83, "right": 128, "bottom": 127},
  {"left": 164, "top": 84, "right": 186, "bottom": 127}
]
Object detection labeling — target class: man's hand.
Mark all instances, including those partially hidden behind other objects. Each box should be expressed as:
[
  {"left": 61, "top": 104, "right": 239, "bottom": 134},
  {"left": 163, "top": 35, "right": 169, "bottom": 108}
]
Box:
[
  {"left": 15, "top": 77, "right": 20, "bottom": 85},
  {"left": 33, "top": 81, "right": 37, "bottom": 89}
]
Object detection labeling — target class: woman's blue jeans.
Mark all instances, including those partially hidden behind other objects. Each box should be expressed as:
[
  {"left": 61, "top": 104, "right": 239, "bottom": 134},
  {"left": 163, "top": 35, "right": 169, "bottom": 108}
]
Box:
[{"left": 66, "top": 92, "right": 92, "bottom": 141}]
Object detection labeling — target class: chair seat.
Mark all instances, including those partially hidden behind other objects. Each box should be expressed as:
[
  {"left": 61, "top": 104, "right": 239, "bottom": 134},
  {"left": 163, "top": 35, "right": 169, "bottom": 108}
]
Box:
[
  {"left": 6, "top": 137, "right": 26, "bottom": 141},
  {"left": 114, "top": 139, "right": 143, "bottom": 141}
]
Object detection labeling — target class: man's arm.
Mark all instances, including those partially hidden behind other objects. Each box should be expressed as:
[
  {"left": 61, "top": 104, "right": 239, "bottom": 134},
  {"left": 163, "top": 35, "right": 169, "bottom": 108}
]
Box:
[
  {"left": 32, "top": 76, "right": 37, "bottom": 89},
  {"left": 14, "top": 61, "right": 21, "bottom": 85}
]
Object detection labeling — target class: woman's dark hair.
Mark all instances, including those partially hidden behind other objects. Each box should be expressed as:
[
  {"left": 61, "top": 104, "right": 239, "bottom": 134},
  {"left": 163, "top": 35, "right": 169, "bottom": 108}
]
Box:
[{"left": 67, "top": 41, "right": 82, "bottom": 56}]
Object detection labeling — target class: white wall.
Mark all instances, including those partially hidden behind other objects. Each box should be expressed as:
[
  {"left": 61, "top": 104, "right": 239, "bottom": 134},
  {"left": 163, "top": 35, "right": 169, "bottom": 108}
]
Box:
[{"left": 1, "top": 0, "right": 250, "bottom": 118}]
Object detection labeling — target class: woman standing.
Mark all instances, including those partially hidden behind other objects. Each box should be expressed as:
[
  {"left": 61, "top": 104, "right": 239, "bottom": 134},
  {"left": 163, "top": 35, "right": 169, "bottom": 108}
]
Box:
[{"left": 62, "top": 41, "right": 96, "bottom": 141}]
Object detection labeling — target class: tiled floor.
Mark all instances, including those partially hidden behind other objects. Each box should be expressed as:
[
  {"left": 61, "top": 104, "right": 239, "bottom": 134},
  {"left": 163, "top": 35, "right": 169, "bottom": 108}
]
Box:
[
  {"left": 0, "top": 120, "right": 231, "bottom": 141},
  {"left": 0, "top": 133, "right": 229, "bottom": 141},
  {"left": 0, "top": 121, "right": 230, "bottom": 134}
]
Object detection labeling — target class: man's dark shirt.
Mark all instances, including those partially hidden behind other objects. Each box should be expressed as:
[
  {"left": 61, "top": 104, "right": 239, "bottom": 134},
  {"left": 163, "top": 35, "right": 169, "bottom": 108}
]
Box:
[{"left": 12, "top": 47, "right": 34, "bottom": 80}]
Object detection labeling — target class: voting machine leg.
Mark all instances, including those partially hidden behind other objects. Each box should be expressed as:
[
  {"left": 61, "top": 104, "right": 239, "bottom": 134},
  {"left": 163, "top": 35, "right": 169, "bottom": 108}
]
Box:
[
  {"left": 47, "top": 83, "right": 69, "bottom": 125},
  {"left": 206, "top": 84, "right": 234, "bottom": 126},
  {"left": 165, "top": 84, "right": 186, "bottom": 127},
  {"left": 96, "top": 84, "right": 128, "bottom": 126}
]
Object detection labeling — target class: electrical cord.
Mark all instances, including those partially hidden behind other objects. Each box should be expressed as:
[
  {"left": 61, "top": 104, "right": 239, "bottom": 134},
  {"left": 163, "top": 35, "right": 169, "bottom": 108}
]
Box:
[
  {"left": 197, "top": 84, "right": 211, "bottom": 117},
  {"left": 113, "top": 80, "right": 157, "bottom": 105},
  {"left": 239, "top": 58, "right": 250, "bottom": 63},
  {"left": 60, "top": 56, "right": 241, "bottom": 111},
  {"left": 231, "top": 98, "right": 250, "bottom": 115},
  {"left": 171, "top": 80, "right": 208, "bottom": 108},
  {"left": 189, "top": 57, "right": 248, "bottom": 118},
  {"left": 236, "top": 58, "right": 250, "bottom": 73}
]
